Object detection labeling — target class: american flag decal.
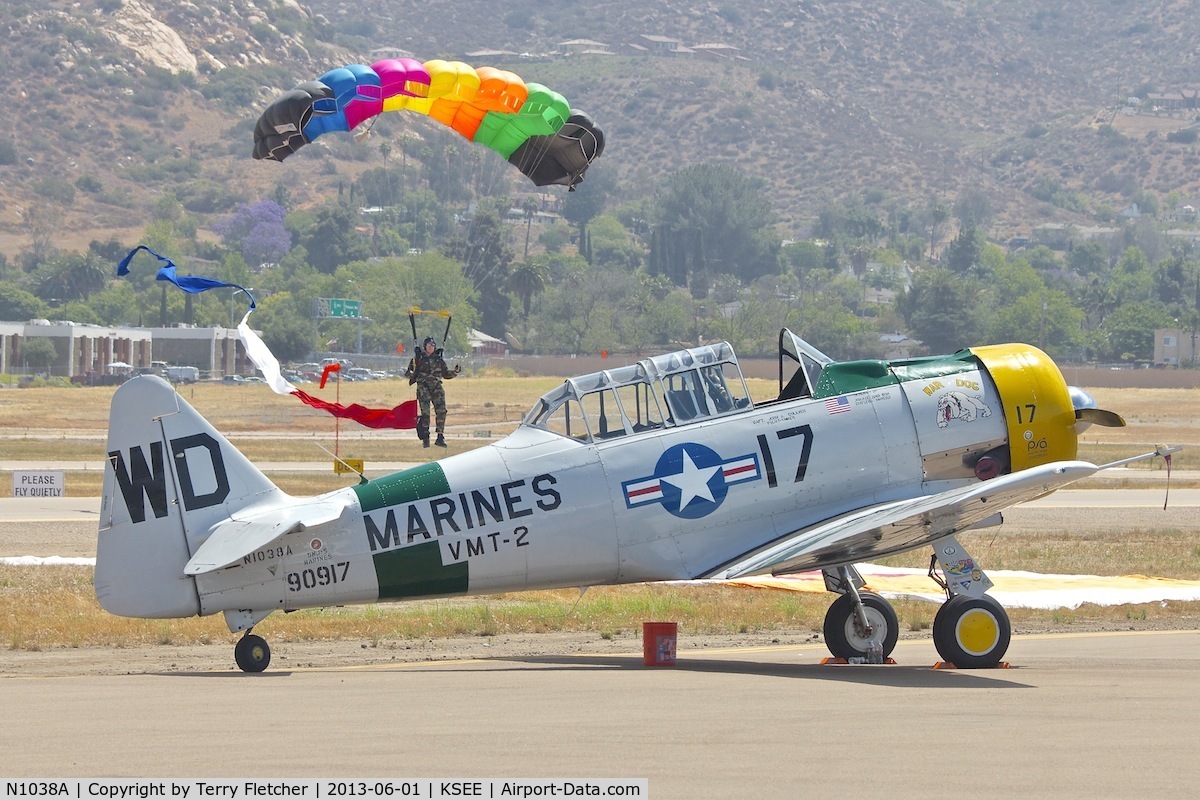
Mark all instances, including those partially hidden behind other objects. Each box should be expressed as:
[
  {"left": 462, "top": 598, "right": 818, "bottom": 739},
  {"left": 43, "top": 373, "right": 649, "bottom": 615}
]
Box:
[{"left": 824, "top": 396, "right": 851, "bottom": 415}]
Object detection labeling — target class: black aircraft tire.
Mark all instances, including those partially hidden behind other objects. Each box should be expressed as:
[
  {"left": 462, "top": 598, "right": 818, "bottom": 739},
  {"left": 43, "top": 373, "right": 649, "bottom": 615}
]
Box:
[
  {"left": 932, "top": 594, "right": 1011, "bottom": 668},
  {"left": 822, "top": 591, "right": 899, "bottom": 660},
  {"left": 234, "top": 633, "right": 271, "bottom": 673}
]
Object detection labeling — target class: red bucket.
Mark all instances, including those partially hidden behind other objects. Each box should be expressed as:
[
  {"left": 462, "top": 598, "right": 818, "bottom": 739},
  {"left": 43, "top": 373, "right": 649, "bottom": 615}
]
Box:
[{"left": 642, "top": 622, "right": 677, "bottom": 666}]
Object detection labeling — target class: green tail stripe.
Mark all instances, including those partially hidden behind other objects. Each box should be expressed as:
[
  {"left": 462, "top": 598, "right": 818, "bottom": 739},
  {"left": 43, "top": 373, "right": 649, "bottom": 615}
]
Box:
[
  {"left": 373, "top": 541, "right": 469, "bottom": 600},
  {"left": 353, "top": 462, "right": 450, "bottom": 513}
]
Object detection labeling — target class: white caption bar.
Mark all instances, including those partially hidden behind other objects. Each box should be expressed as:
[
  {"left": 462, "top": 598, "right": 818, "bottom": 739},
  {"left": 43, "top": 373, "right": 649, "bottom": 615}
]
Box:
[{"left": 1, "top": 780, "right": 648, "bottom": 800}]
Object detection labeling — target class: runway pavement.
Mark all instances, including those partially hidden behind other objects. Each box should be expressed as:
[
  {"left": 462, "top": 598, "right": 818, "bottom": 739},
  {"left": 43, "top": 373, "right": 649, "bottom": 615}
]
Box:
[
  {"left": 3, "top": 479, "right": 1199, "bottom": 796},
  {"left": 1, "top": 630, "right": 1198, "bottom": 797}
]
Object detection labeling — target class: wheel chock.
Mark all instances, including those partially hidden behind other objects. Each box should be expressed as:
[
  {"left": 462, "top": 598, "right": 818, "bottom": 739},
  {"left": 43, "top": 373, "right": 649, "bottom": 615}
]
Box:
[{"left": 932, "top": 661, "right": 1011, "bottom": 670}]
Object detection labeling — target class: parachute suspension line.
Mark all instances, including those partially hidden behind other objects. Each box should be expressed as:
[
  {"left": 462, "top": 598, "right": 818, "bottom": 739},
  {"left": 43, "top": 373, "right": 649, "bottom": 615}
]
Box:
[
  {"left": 352, "top": 114, "right": 380, "bottom": 142},
  {"left": 463, "top": 222, "right": 508, "bottom": 296},
  {"left": 511, "top": 134, "right": 558, "bottom": 182}
]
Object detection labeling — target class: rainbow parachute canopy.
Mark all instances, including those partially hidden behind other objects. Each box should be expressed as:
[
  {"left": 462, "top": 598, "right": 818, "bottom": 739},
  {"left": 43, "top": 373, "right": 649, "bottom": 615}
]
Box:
[{"left": 252, "top": 58, "right": 604, "bottom": 190}]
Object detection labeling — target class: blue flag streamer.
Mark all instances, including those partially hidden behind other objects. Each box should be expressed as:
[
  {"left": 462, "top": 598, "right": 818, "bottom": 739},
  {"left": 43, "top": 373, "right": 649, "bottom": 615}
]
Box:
[
  {"left": 117, "top": 245, "right": 256, "bottom": 310},
  {"left": 116, "top": 245, "right": 418, "bottom": 430}
]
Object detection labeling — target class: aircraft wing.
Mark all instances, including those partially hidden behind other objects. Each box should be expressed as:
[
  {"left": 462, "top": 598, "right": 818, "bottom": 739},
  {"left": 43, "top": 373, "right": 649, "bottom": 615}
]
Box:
[
  {"left": 184, "top": 496, "right": 353, "bottom": 576},
  {"left": 704, "top": 461, "right": 1100, "bottom": 581}
]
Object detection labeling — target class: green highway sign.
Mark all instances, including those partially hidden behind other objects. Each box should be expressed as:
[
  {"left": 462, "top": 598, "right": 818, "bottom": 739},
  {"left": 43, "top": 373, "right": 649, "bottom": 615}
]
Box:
[{"left": 318, "top": 298, "right": 362, "bottom": 319}]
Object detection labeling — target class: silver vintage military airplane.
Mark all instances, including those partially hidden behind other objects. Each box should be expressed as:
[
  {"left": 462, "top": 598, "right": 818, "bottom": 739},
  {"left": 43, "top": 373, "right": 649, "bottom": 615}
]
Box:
[{"left": 95, "top": 328, "right": 1174, "bottom": 672}]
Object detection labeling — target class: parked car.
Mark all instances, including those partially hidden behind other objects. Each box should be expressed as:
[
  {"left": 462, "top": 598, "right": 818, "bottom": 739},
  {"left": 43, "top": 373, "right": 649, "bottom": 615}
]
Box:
[{"left": 166, "top": 366, "right": 200, "bottom": 384}]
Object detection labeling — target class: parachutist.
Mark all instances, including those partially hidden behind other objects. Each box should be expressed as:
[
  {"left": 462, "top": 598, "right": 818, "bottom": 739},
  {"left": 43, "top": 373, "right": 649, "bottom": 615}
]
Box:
[{"left": 406, "top": 337, "right": 458, "bottom": 448}]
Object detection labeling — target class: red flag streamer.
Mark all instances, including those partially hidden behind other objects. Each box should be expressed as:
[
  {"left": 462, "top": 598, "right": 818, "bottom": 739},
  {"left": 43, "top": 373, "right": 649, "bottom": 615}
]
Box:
[
  {"left": 320, "top": 363, "right": 340, "bottom": 388},
  {"left": 292, "top": 392, "right": 418, "bottom": 429}
]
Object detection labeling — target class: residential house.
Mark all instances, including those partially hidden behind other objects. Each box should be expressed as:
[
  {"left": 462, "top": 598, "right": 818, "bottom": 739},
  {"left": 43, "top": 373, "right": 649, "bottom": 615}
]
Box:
[
  {"left": 636, "top": 35, "right": 690, "bottom": 56},
  {"left": 1155, "top": 328, "right": 1196, "bottom": 366},
  {"left": 691, "top": 43, "right": 744, "bottom": 61}
]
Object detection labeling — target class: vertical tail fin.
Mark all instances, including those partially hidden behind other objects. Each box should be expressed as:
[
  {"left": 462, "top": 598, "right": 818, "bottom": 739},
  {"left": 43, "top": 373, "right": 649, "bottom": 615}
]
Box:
[{"left": 95, "top": 375, "right": 283, "bottom": 618}]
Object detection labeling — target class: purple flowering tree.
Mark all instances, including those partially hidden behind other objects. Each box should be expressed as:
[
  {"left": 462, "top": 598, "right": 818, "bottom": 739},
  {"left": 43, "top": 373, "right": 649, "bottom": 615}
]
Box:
[{"left": 214, "top": 200, "right": 292, "bottom": 269}]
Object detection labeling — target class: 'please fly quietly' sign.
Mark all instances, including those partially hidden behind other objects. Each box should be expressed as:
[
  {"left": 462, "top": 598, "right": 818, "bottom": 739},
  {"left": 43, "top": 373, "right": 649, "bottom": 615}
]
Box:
[{"left": 12, "top": 470, "right": 64, "bottom": 498}]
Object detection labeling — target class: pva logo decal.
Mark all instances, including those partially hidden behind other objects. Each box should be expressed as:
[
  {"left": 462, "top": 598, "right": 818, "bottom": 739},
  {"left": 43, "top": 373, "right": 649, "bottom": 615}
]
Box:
[{"left": 622, "top": 442, "right": 761, "bottom": 519}]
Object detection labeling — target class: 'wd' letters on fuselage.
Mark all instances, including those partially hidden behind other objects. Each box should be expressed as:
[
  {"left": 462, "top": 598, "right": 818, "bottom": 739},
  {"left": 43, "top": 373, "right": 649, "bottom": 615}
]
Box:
[{"left": 108, "top": 433, "right": 231, "bottom": 523}]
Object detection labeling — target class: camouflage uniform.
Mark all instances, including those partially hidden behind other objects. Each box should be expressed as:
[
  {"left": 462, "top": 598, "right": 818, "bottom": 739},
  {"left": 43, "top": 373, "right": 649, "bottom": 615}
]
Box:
[{"left": 405, "top": 346, "right": 458, "bottom": 445}]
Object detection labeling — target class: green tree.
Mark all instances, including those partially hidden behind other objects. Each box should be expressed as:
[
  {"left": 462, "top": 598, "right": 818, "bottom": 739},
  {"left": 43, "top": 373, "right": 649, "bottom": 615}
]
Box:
[
  {"left": 1109, "top": 246, "right": 1155, "bottom": 307},
  {"left": 508, "top": 257, "right": 549, "bottom": 319},
  {"left": 588, "top": 215, "right": 644, "bottom": 270},
  {"left": 356, "top": 167, "right": 400, "bottom": 208},
  {"left": 1098, "top": 300, "right": 1174, "bottom": 362},
  {"left": 21, "top": 337, "right": 59, "bottom": 371},
  {"left": 30, "top": 251, "right": 109, "bottom": 303},
  {"left": 0, "top": 282, "right": 49, "bottom": 320},
  {"left": 87, "top": 282, "right": 139, "bottom": 326},
  {"left": 255, "top": 292, "right": 316, "bottom": 363},
  {"left": 520, "top": 196, "right": 540, "bottom": 258},
  {"left": 560, "top": 163, "right": 613, "bottom": 238},
  {"left": 297, "top": 203, "right": 372, "bottom": 274},
  {"left": 539, "top": 225, "right": 571, "bottom": 253},
  {"left": 898, "top": 267, "right": 987, "bottom": 353},
  {"left": 1154, "top": 251, "right": 1199, "bottom": 315},
  {"left": 796, "top": 290, "right": 876, "bottom": 359},
  {"left": 327, "top": 253, "right": 475, "bottom": 354},
  {"left": 441, "top": 200, "right": 512, "bottom": 337},
  {"left": 989, "top": 291, "right": 1085, "bottom": 357},
  {"left": 650, "top": 164, "right": 780, "bottom": 293},
  {"left": 783, "top": 240, "right": 825, "bottom": 276},
  {"left": 534, "top": 264, "right": 627, "bottom": 354},
  {"left": 56, "top": 301, "right": 102, "bottom": 325},
  {"left": 1068, "top": 239, "right": 1110, "bottom": 277},
  {"left": 925, "top": 198, "right": 951, "bottom": 258},
  {"left": 814, "top": 198, "right": 885, "bottom": 242},
  {"left": 943, "top": 226, "right": 989, "bottom": 277}
]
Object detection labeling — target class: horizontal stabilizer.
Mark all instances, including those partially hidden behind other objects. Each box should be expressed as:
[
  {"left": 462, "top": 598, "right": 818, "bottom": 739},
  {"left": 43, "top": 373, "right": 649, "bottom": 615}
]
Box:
[
  {"left": 185, "top": 496, "right": 353, "bottom": 575},
  {"left": 705, "top": 461, "right": 1101, "bottom": 580}
]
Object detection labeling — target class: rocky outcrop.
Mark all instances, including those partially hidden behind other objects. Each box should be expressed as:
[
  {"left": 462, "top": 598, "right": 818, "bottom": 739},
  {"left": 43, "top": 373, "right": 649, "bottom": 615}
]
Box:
[{"left": 101, "top": 0, "right": 198, "bottom": 74}]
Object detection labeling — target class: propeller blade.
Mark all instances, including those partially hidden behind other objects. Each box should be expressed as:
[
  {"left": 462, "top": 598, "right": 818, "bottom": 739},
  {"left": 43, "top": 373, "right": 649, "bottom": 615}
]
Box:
[{"left": 1076, "top": 407, "right": 1126, "bottom": 427}]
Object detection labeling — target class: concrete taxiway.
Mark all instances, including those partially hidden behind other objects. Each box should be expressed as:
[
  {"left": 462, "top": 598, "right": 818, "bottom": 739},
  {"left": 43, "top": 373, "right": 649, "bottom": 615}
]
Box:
[{"left": 1, "top": 631, "right": 1198, "bottom": 798}]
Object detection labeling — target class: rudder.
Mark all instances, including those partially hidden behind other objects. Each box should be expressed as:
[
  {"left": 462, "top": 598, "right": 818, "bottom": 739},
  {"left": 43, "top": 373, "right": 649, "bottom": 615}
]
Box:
[{"left": 95, "top": 375, "right": 283, "bottom": 618}]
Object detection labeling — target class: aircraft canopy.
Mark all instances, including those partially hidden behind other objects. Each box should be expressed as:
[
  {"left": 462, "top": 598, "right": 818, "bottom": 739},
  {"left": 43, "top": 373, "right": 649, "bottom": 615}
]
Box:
[{"left": 522, "top": 342, "right": 751, "bottom": 441}]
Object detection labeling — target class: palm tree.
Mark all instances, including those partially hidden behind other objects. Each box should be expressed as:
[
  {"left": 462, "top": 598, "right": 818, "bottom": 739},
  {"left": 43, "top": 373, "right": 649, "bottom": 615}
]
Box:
[
  {"left": 521, "top": 196, "right": 540, "bottom": 258},
  {"left": 508, "top": 257, "right": 550, "bottom": 319},
  {"left": 379, "top": 140, "right": 394, "bottom": 207}
]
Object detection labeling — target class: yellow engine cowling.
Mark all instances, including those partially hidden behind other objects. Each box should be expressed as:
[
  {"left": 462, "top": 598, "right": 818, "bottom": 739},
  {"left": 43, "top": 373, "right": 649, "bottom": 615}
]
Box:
[{"left": 970, "top": 344, "right": 1078, "bottom": 472}]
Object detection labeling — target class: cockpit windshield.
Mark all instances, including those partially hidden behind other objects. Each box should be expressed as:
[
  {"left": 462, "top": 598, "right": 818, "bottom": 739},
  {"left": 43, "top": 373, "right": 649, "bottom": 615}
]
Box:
[
  {"left": 777, "top": 328, "right": 833, "bottom": 401},
  {"left": 522, "top": 342, "right": 752, "bottom": 442}
]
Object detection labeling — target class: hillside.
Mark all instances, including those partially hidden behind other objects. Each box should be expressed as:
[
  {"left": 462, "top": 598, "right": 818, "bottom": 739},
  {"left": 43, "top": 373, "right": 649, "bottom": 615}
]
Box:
[{"left": 3, "top": 0, "right": 1200, "bottom": 261}]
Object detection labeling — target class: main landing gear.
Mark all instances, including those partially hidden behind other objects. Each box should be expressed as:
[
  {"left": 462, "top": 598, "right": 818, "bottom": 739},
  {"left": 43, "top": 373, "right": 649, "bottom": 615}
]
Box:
[
  {"left": 820, "top": 535, "right": 1011, "bottom": 668},
  {"left": 822, "top": 566, "right": 898, "bottom": 661},
  {"left": 926, "top": 536, "right": 1011, "bottom": 668},
  {"left": 234, "top": 630, "right": 271, "bottom": 673}
]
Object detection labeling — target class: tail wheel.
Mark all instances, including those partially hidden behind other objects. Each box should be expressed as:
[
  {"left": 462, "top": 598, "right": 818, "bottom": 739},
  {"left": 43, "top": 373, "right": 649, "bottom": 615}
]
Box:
[
  {"left": 234, "top": 633, "right": 271, "bottom": 673},
  {"left": 933, "top": 594, "right": 1011, "bottom": 668},
  {"left": 823, "top": 591, "right": 899, "bottom": 660}
]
